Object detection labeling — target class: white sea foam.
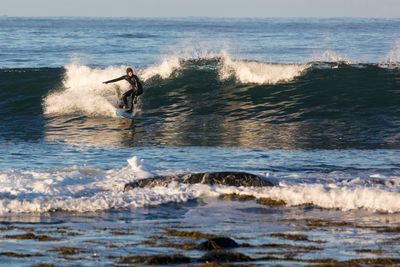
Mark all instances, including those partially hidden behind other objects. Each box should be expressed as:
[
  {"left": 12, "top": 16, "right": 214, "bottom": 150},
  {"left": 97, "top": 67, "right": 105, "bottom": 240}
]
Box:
[
  {"left": 43, "top": 56, "right": 184, "bottom": 117},
  {"left": 127, "top": 156, "right": 156, "bottom": 179},
  {"left": 1, "top": 156, "right": 400, "bottom": 214},
  {"left": 311, "top": 50, "right": 354, "bottom": 64},
  {"left": 219, "top": 54, "right": 310, "bottom": 84},
  {"left": 43, "top": 63, "right": 127, "bottom": 117},
  {"left": 379, "top": 41, "right": 400, "bottom": 69},
  {"left": 386, "top": 41, "right": 400, "bottom": 63},
  {"left": 141, "top": 56, "right": 182, "bottom": 81},
  {"left": 140, "top": 48, "right": 310, "bottom": 85}
]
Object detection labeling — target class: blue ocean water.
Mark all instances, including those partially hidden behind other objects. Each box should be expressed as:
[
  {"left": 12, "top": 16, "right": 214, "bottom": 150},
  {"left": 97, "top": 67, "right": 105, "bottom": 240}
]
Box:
[
  {"left": 1, "top": 17, "right": 400, "bottom": 266},
  {"left": 1, "top": 16, "right": 400, "bottom": 209},
  {"left": 1, "top": 17, "right": 399, "bottom": 67}
]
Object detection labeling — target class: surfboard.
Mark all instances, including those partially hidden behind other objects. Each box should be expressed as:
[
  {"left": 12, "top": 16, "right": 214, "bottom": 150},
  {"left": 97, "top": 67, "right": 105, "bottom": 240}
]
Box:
[{"left": 115, "top": 108, "right": 134, "bottom": 120}]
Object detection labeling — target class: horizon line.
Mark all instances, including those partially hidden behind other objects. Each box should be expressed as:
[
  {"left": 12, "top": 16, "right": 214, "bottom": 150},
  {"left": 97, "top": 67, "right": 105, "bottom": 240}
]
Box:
[{"left": 2, "top": 15, "right": 400, "bottom": 19}]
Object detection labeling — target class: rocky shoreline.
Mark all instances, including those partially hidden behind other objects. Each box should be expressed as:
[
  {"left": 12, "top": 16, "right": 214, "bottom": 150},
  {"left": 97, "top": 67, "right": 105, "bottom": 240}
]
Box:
[{"left": 1, "top": 195, "right": 400, "bottom": 266}]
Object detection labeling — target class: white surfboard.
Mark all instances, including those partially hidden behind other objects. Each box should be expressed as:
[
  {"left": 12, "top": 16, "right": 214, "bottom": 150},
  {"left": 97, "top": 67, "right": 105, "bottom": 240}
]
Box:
[{"left": 115, "top": 108, "right": 134, "bottom": 120}]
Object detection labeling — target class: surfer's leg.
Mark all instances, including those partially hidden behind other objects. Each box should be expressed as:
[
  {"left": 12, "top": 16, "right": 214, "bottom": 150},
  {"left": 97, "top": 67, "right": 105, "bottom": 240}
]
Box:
[
  {"left": 121, "top": 89, "right": 133, "bottom": 109},
  {"left": 126, "top": 95, "right": 135, "bottom": 113}
]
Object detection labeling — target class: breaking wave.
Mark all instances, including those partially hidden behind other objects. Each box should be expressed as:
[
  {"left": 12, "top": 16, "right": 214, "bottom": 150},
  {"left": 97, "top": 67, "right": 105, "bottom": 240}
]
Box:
[{"left": 0, "top": 156, "right": 400, "bottom": 214}]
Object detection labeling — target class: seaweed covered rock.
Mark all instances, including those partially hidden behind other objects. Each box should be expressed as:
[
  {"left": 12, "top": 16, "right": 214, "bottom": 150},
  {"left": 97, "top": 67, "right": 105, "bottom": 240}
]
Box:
[
  {"left": 119, "top": 254, "right": 191, "bottom": 265},
  {"left": 200, "top": 251, "right": 252, "bottom": 263},
  {"left": 197, "top": 237, "right": 239, "bottom": 250},
  {"left": 124, "top": 172, "right": 274, "bottom": 191}
]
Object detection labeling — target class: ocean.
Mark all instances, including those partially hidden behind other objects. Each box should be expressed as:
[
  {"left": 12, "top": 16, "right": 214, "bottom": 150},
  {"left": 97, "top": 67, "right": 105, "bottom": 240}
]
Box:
[{"left": 0, "top": 17, "right": 400, "bottom": 266}]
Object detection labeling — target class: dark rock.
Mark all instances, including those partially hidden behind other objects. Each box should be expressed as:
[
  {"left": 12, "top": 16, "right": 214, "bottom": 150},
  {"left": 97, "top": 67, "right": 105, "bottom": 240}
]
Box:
[
  {"left": 124, "top": 172, "right": 274, "bottom": 191},
  {"left": 270, "top": 232, "right": 310, "bottom": 241},
  {"left": 119, "top": 254, "right": 191, "bottom": 265},
  {"left": 164, "top": 229, "right": 215, "bottom": 239},
  {"left": 219, "top": 193, "right": 256, "bottom": 201},
  {"left": 270, "top": 232, "right": 326, "bottom": 243},
  {"left": 377, "top": 226, "right": 400, "bottom": 233},
  {"left": 256, "top": 197, "right": 287, "bottom": 207},
  {"left": 48, "top": 247, "right": 79, "bottom": 255},
  {"left": 200, "top": 251, "right": 252, "bottom": 263},
  {"left": 0, "top": 252, "right": 43, "bottom": 258},
  {"left": 309, "top": 258, "right": 400, "bottom": 267},
  {"left": 4, "top": 233, "right": 61, "bottom": 242},
  {"left": 197, "top": 237, "right": 239, "bottom": 250},
  {"left": 181, "top": 172, "right": 272, "bottom": 187}
]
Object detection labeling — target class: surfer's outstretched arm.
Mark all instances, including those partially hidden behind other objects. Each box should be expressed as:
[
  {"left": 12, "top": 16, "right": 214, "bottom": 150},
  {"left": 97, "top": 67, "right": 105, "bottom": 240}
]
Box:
[{"left": 103, "top": 75, "right": 126, "bottom": 84}]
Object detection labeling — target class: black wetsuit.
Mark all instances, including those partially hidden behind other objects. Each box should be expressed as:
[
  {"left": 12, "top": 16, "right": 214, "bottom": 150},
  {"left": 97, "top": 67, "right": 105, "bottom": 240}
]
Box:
[{"left": 104, "top": 74, "right": 141, "bottom": 112}]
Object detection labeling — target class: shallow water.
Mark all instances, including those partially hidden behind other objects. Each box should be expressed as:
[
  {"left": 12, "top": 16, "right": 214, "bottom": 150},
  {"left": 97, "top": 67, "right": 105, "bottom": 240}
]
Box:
[{"left": 1, "top": 199, "right": 400, "bottom": 266}]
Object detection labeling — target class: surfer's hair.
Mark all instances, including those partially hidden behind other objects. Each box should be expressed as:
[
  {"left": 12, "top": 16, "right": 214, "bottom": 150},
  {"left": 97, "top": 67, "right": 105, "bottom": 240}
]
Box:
[{"left": 126, "top": 67, "right": 133, "bottom": 74}]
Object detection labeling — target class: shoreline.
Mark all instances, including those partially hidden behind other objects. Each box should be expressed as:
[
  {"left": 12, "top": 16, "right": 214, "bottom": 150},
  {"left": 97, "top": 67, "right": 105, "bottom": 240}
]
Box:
[{"left": 1, "top": 197, "right": 400, "bottom": 266}]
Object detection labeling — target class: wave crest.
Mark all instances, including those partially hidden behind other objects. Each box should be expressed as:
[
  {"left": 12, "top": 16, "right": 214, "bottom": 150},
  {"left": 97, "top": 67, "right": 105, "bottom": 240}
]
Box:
[
  {"left": 1, "top": 156, "right": 400, "bottom": 214},
  {"left": 220, "top": 53, "right": 309, "bottom": 84},
  {"left": 43, "top": 52, "right": 312, "bottom": 117},
  {"left": 43, "top": 63, "right": 125, "bottom": 116}
]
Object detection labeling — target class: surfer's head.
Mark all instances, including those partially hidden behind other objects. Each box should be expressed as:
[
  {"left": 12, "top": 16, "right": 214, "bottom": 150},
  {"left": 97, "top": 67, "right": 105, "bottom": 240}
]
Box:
[{"left": 126, "top": 67, "right": 133, "bottom": 77}]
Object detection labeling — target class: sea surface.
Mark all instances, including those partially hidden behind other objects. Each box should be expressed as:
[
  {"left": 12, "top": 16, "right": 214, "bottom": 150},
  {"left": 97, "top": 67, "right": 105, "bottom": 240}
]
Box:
[{"left": 0, "top": 17, "right": 400, "bottom": 266}]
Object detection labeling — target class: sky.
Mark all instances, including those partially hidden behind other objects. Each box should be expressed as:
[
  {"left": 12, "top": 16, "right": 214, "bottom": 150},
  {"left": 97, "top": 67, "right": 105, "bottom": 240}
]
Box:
[{"left": 1, "top": 0, "right": 400, "bottom": 18}]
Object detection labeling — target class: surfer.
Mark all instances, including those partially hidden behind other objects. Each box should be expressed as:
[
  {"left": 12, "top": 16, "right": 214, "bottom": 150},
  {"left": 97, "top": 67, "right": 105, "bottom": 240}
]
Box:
[{"left": 103, "top": 67, "right": 143, "bottom": 113}]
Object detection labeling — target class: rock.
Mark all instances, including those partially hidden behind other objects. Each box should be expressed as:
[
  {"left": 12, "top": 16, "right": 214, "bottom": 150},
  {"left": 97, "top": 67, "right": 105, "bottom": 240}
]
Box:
[
  {"left": 219, "top": 193, "right": 256, "bottom": 201},
  {"left": 4, "top": 233, "right": 61, "bottom": 242},
  {"left": 119, "top": 254, "right": 191, "bottom": 265},
  {"left": 164, "top": 229, "right": 216, "bottom": 239},
  {"left": 200, "top": 251, "right": 252, "bottom": 263},
  {"left": 256, "top": 197, "right": 287, "bottom": 207},
  {"left": 124, "top": 172, "right": 274, "bottom": 191},
  {"left": 0, "top": 252, "right": 44, "bottom": 258},
  {"left": 182, "top": 172, "right": 272, "bottom": 187},
  {"left": 197, "top": 237, "right": 239, "bottom": 250},
  {"left": 48, "top": 247, "right": 79, "bottom": 255}
]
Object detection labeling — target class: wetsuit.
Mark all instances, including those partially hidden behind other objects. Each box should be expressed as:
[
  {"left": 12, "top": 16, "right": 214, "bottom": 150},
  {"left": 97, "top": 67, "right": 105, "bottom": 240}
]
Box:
[{"left": 104, "top": 74, "right": 141, "bottom": 112}]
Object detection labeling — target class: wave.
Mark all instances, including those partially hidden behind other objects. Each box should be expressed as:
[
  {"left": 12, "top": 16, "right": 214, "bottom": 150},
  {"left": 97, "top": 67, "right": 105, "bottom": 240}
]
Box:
[
  {"left": 40, "top": 53, "right": 311, "bottom": 117},
  {"left": 1, "top": 52, "right": 400, "bottom": 150},
  {"left": 1, "top": 156, "right": 399, "bottom": 214},
  {"left": 220, "top": 53, "right": 309, "bottom": 84},
  {"left": 35, "top": 52, "right": 399, "bottom": 119},
  {"left": 43, "top": 64, "right": 124, "bottom": 117}
]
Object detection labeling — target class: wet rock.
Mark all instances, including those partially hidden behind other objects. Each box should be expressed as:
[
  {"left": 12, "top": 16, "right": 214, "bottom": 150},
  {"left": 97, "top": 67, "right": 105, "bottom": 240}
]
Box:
[
  {"left": 355, "top": 249, "right": 384, "bottom": 255},
  {"left": 4, "top": 233, "right": 61, "bottom": 242},
  {"left": 200, "top": 251, "right": 252, "bottom": 263},
  {"left": 48, "top": 247, "right": 79, "bottom": 255},
  {"left": 271, "top": 232, "right": 310, "bottom": 241},
  {"left": 118, "top": 254, "right": 191, "bottom": 265},
  {"left": 270, "top": 232, "right": 326, "bottom": 243},
  {"left": 124, "top": 172, "right": 274, "bottom": 191},
  {"left": 219, "top": 193, "right": 256, "bottom": 201},
  {"left": 309, "top": 258, "right": 400, "bottom": 266},
  {"left": 377, "top": 226, "right": 400, "bottom": 233},
  {"left": 256, "top": 197, "right": 287, "bottom": 207},
  {"left": 259, "top": 243, "right": 323, "bottom": 251},
  {"left": 197, "top": 237, "right": 239, "bottom": 250},
  {"left": 163, "top": 229, "right": 215, "bottom": 239},
  {"left": 305, "top": 219, "right": 352, "bottom": 228},
  {"left": 0, "top": 252, "right": 43, "bottom": 258}
]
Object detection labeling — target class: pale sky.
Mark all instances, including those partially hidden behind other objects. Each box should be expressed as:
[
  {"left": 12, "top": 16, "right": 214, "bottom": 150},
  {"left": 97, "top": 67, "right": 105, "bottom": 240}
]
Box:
[{"left": 2, "top": 0, "right": 400, "bottom": 18}]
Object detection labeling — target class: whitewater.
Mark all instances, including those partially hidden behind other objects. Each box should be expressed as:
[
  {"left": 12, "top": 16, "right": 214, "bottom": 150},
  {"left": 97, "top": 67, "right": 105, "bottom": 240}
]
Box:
[{"left": 1, "top": 149, "right": 400, "bottom": 214}]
